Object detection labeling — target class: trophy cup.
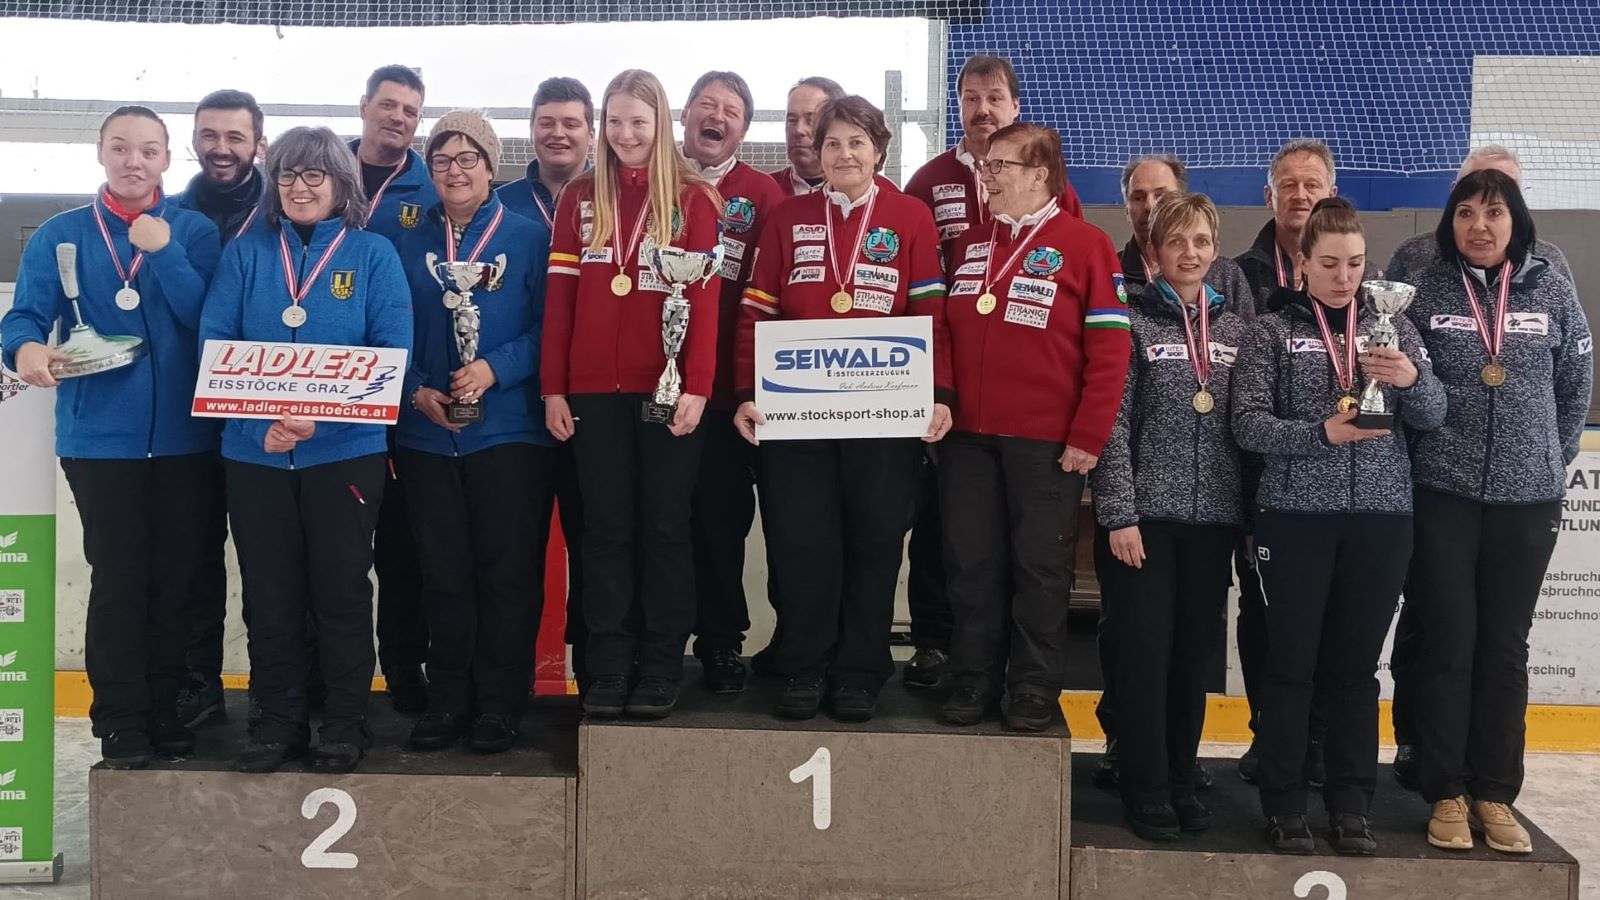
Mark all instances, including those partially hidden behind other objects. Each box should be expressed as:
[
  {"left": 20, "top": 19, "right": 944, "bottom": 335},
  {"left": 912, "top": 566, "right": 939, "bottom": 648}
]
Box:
[
  {"left": 48, "top": 243, "right": 147, "bottom": 378},
  {"left": 641, "top": 238, "right": 725, "bottom": 423},
  {"left": 1356, "top": 279, "right": 1417, "bottom": 430},
  {"left": 428, "top": 253, "right": 506, "bottom": 424}
]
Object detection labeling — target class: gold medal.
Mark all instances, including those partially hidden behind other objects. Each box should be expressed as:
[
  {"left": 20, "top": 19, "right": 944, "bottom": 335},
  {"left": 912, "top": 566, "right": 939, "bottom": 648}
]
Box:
[
  {"left": 1337, "top": 395, "right": 1358, "bottom": 413},
  {"left": 976, "top": 292, "right": 998, "bottom": 315},
  {"left": 1192, "top": 389, "right": 1215, "bottom": 414},
  {"left": 1481, "top": 361, "right": 1507, "bottom": 388},
  {"left": 830, "top": 290, "right": 853, "bottom": 314},
  {"left": 611, "top": 273, "right": 633, "bottom": 296}
]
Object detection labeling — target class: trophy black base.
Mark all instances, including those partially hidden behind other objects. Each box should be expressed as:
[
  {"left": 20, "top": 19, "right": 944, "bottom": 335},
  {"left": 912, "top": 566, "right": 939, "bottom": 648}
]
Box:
[
  {"left": 447, "top": 401, "right": 484, "bottom": 424},
  {"left": 1356, "top": 409, "right": 1395, "bottom": 430},
  {"left": 640, "top": 400, "right": 674, "bottom": 424}
]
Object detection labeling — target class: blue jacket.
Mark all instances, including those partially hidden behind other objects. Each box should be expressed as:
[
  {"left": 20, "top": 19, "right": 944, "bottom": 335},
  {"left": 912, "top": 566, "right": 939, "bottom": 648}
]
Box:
[
  {"left": 495, "top": 160, "right": 584, "bottom": 230},
  {"left": 349, "top": 141, "right": 438, "bottom": 249},
  {"left": 1, "top": 194, "right": 221, "bottom": 459},
  {"left": 200, "top": 218, "right": 412, "bottom": 469},
  {"left": 396, "top": 197, "right": 553, "bottom": 454}
]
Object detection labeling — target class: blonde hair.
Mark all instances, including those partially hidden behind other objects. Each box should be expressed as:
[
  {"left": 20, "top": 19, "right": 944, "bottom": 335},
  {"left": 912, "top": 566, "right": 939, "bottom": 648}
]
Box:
[
  {"left": 588, "top": 69, "right": 718, "bottom": 252},
  {"left": 1148, "top": 192, "right": 1220, "bottom": 250}
]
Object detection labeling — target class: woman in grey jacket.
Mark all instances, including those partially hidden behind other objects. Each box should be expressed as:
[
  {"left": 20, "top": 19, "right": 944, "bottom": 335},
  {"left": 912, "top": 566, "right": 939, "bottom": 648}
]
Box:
[
  {"left": 1231, "top": 198, "right": 1446, "bottom": 856},
  {"left": 1405, "top": 170, "right": 1592, "bottom": 856}
]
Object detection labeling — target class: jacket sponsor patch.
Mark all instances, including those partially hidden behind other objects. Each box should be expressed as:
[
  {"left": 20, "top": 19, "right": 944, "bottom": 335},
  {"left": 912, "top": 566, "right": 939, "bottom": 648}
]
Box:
[
  {"left": 580, "top": 223, "right": 593, "bottom": 241},
  {"left": 939, "top": 223, "right": 969, "bottom": 241},
  {"left": 789, "top": 266, "right": 826, "bottom": 285},
  {"left": 638, "top": 270, "right": 671, "bottom": 293},
  {"left": 1146, "top": 343, "right": 1190, "bottom": 362},
  {"left": 794, "top": 224, "right": 826, "bottom": 242},
  {"left": 966, "top": 242, "right": 992, "bottom": 261},
  {"left": 580, "top": 200, "right": 594, "bottom": 219},
  {"left": 720, "top": 259, "right": 743, "bottom": 281},
  {"left": 1004, "top": 301, "right": 1050, "bottom": 329},
  {"left": 950, "top": 279, "right": 981, "bottom": 297},
  {"left": 853, "top": 263, "right": 901, "bottom": 293},
  {"left": 720, "top": 237, "right": 746, "bottom": 261},
  {"left": 1209, "top": 342, "right": 1238, "bottom": 366},
  {"left": 581, "top": 247, "right": 614, "bottom": 264},
  {"left": 853, "top": 289, "right": 895, "bottom": 314},
  {"left": 1580, "top": 336, "right": 1594, "bottom": 356},
  {"left": 932, "top": 183, "right": 966, "bottom": 201},
  {"left": 793, "top": 244, "right": 825, "bottom": 264},
  {"left": 1430, "top": 314, "right": 1478, "bottom": 331},
  {"left": 934, "top": 202, "right": 966, "bottom": 224},
  {"left": 1007, "top": 277, "right": 1057, "bottom": 306},
  {"left": 1504, "top": 312, "right": 1550, "bottom": 335},
  {"left": 1288, "top": 338, "right": 1327, "bottom": 353},
  {"left": 954, "top": 261, "right": 986, "bottom": 277}
]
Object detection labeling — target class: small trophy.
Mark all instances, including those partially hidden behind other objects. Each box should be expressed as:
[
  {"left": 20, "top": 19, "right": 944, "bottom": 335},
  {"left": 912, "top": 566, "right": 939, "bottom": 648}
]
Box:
[
  {"left": 428, "top": 253, "right": 506, "bottom": 424},
  {"left": 640, "top": 239, "right": 724, "bottom": 424},
  {"left": 1356, "top": 279, "right": 1417, "bottom": 430},
  {"left": 49, "top": 243, "right": 147, "bottom": 378}
]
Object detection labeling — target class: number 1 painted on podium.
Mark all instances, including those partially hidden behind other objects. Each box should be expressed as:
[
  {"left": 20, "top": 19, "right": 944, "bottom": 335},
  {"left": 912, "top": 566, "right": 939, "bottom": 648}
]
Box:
[{"left": 789, "top": 747, "right": 832, "bottom": 830}]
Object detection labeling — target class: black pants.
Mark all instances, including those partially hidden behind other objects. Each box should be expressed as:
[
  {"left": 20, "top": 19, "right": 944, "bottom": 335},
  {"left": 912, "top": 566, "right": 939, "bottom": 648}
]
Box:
[
  {"left": 907, "top": 451, "right": 951, "bottom": 652},
  {"left": 1254, "top": 510, "right": 1412, "bottom": 818},
  {"left": 227, "top": 455, "right": 385, "bottom": 747},
  {"left": 554, "top": 441, "right": 587, "bottom": 685},
  {"left": 62, "top": 454, "right": 218, "bottom": 737},
  {"left": 1388, "top": 594, "right": 1420, "bottom": 747},
  {"left": 1092, "top": 524, "right": 1120, "bottom": 738},
  {"left": 1096, "top": 520, "right": 1236, "bottom": 805},
  {"left": 761, "top": 437, "right": 921, "bottom": 689},
  {"left": 939, "top": 432, "right": 1082, "bottom": 697},
  {"left": 396, "top": 443, "right": 555, "bottom": 717},
  {"left": 691, "top": 414, "right": 756, "bottom": 656},
  {"left": 182, "top": 452, "right": 233, "bottom": 683},
  {"left": 375, "top": 439, "right": 427, "bottom": 678},
  {"left": 569, "top": 393, "right": 704, "bottom": 680},
  {"left": 1235, "top": 535, "right": 1268, "bottom": 734},
  {"left": 1409, "top": 488, "right": 1560, "bottom": 804}
]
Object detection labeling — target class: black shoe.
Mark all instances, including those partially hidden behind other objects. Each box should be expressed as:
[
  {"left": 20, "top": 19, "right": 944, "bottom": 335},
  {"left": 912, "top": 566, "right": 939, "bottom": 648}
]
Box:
[
  {"left": 1305, "top": 739, "right": 1327, "bottom": 789},
  {"left": 625, "top": 677, "right": 680, "bottom": 719},
  {"left": 175, "top": 675, "right": 226, "bottom": 729},
  {"left": 1173, "top": 794, "right": 1214, "bottom": 833},
  {"left": 903, "top": 648, "right": 949, "bottom": 689},
  {"left": 1125, "top": 802, "right": 1181, "bottom": 842},
  {"left": 1393, "top": 743, "right": 1420, "bottom": 791},
  {"left": 386, "top": 666, "right": 428, "bottom": 715},
  {"left": 775, "top": 676, "right": 824, "bottom": 720},
  {"left": 1002, "top": 693, "right": 1056, "bottom": 732},
  {"left": 237, "top": 740, "right": 308, "bottom": 773},
  {"left": 1329, "top": 812, "right": 1378, "bottom": 855},
  {"left": 148, "top": 717, "right": 196, "bottom": 757},
  {"left": 750, "top": 645, "right": 783, "bottom": 678},
  {"left": 1266, "top": 814, "right": 1316, "bottom": 854},
  {"left": 1193, "top": 760, "right": 1214, "bottom": 791},
  {"left": 1093, "top": 737, "right": 1121, "bottom": 789},
  {"left": 100, "top": 731, "right": 153, "bottom": 770},
  {"left": 702, "top": 650, "right": 748, "bottom": 695},
  {"left": 830, "top": 686, "right": 878, "bottom": 722},
  {"left": 1238, "top": 741, "right": 1261, "bottom": 784},
  {"left": 409, "top": 712, "right": 466, "bottom": 750},
  {"left": 940, "top": 685, "right": 988, "bottom": 726},
  {"left": 306, "top": 680, "right": 328, "bottom": 713},
  {"left": 312, "top": 741, "right": 365, "bottom": 774},
  {"left": 468, "top": 714, "right": 518, "bottom": 753},
  {"left": 583, "top": 675, "right": 629, "bottom": 719}
]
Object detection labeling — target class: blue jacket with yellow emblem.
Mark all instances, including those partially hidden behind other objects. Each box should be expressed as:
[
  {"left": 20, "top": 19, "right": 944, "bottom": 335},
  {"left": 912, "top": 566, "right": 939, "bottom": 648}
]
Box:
[
  {"left": 396, "top": 196, "right": 554, "bottom": 455},
  {"left": 199, "top": 217, "right": 413, "bottom": 470},
  {"left": 349, "top": 140, "right": 439, "bottom": 249}
]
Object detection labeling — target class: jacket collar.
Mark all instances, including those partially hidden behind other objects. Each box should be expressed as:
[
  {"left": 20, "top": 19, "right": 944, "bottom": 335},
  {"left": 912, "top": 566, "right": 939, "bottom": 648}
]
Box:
[
  {"left": 1138, "top": 278, "right": 1223, "bottom": 319},
  {"left": 278, "top": 215, "right": 350, "bottom": 251}
]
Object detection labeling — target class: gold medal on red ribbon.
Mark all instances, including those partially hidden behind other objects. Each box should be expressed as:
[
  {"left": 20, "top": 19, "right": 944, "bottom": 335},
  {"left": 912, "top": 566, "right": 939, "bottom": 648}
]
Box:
[
  {"left": 1462, "top": 263, "right": 1512, "bottom": 390},
  {"left": 1481, "top": 361, "right": 1508, "bottom": 387},
  {"left": 976, "top": 292, "right": 998, "bottom": 315},
  {"left": 830, "top": 291, "right": 853, "bottom": 314},
  {"left": 976, "top": 203, "right": 1058, "bottom": 323},
  {"left": 1337, "top": 395, "right": 1358, "bottom": 413},
  {"left": 1192, "top": 389, "right": 1215, "bottom": 414},
  {"left": 611, "top": 273, "right": 633, "bottom": 296}
]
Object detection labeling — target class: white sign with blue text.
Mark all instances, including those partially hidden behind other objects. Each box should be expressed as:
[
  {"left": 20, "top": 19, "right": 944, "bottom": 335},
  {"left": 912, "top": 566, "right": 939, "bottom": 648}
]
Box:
[{"left": 755, "top": 316, "right": 933, "bottom": 441}]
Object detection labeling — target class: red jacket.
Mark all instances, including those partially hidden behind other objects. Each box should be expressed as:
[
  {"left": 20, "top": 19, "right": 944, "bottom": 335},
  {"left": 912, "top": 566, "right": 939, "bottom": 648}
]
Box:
[
  {"left": 541, "top": 167, "right": 722, "bottom": 397},
  {"left": 905, "top": 147, "right": 1084, "bottom": 263},
  {"left": 945, "top": 205, "right": 1130, "bottom": 452},
  {"left": 709, "top": 161, "right": 785, "bottom": 409},
  {"left": 770, "top": 166, "right": 900, "bottom": 198},
  {"left": 737, "top": 186, "right": 953, "bottom": 402}
]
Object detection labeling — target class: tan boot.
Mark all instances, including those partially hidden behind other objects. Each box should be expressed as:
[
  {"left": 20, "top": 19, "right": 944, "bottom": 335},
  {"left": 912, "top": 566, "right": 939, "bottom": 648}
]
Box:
[
  {"left": 1471, "top": 800, "right": 1533, "bottom": 854},
  {"left": 1428, "top": 796, "right": 1473, "bottom": 850}
]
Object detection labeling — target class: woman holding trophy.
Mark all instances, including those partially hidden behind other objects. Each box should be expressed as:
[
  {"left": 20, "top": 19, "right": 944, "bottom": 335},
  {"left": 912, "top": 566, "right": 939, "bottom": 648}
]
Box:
[
  {"left": 541, "top": 69, "right": 722, "bottom": 720},
  {"left": 395, "top": 111, "right": 555, "bottom": 753},
  {"left": 733, "top": 95, "right": 952, "bottom": 722},
  {"left": 201, "top": 126, "right": 411, "bottom": 774},
  {"left": 1230, "top": 197, "right": 1444, "bottom": 855},
  {"left": 1, "top": 106, "right": 221, "bottom": 769},
  {"left": 1404, "top": 170, "right": 1591, "bottom": 854}
]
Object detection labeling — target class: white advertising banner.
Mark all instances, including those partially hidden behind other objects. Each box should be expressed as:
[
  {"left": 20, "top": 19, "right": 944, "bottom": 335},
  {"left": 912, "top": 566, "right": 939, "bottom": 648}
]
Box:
[
  {"left": 753, "top": 316, "right": 933, "bottom": 441},
  {"left": 191, "top": 339, "right": 408, "bottom": 425}
]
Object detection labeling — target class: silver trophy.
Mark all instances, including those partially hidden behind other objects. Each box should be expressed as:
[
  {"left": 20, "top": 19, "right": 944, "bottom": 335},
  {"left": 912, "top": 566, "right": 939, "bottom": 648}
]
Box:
[
  {"left": 641, "top": 238, "right": 725, "bottom": 423},
  {"left": 1356, "top": 280, "right": 1417, "bottom": 430},
  {"left": 48, "top": 243, "right": 147, "bottom": 378},
  {"left": 428, "top": 253, "right": 506, "bottom": 424}
]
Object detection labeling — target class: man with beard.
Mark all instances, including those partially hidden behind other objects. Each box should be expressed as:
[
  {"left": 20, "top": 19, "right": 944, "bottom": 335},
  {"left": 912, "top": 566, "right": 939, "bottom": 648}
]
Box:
[
  {"left": 170, "top": 89, "right": 267, "bottom": 727},
  {"left": 677, "top": 71, "right": 784, "bottom": 693}
]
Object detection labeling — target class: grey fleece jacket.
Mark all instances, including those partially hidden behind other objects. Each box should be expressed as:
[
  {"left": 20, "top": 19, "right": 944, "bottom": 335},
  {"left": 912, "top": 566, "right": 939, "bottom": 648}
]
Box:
[
  {"left": 1092, "top": 281, "right": 1248, "bottom": 530},
  {"left": 1386, "top": 233, "right": 1572, "bottom": 288},
  {"left": 1231, "top": 289, "right": 1447, "bottom": 514},
  {"left": 1405, "top": 257, "right": 1593, "bottom": 504}
]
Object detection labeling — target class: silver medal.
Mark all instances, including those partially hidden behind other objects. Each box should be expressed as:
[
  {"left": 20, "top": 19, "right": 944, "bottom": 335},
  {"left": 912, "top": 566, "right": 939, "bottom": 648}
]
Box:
[
  {"left": 443, "top": 290, "right": 463, "bottom": 310},
  {"left": 115, "top": 287, "right": 141, "bottom": 311},
  {"left": 282, "top": 305, "right": 308, "bottom": 328}
]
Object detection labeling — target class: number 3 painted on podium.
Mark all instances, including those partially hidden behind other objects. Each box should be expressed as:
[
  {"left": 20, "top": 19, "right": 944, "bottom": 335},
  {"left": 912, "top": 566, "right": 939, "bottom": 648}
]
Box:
[
  {"left": 789, "top": 747, "right": 832, "bottom": 831},
  {"left": 1295, "top": 871, "right": 1348, "bottom": 900},
  {"left": 301, "top": 787, "right": 360, "bottom": 869}
]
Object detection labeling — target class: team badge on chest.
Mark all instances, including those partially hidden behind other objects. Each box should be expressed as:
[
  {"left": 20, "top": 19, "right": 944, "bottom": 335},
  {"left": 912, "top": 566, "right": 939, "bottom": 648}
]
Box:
[
  {"left": 330, "top": 271, "right": 355, "bottom": 300},
  {"left": 863, "top": 227, "right": 900, "bottom": 263},
  {"left": 724, "top": 197, "right": 757, "bottom": 234},
  {"left": 399, "top": 203, "right": 421, "bottom": 229},
  {"left": 1022, "top": 246, "right": 1064, "bottom": 277}
]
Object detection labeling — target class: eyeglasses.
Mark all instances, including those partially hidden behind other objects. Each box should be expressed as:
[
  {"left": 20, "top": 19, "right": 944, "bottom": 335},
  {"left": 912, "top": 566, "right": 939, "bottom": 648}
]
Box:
[
  {"left": 976, "top": 158, "right": 1034, "bottom": 175},
  {"left": 276, "top": 169, "right": 327, "bottom": 188},
  {"left": 429, "top": 151, "right": 484, "bottom": 173}
]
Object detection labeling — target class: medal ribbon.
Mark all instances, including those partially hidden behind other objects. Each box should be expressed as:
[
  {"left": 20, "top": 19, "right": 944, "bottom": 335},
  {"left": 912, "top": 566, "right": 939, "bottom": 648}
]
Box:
[
  {"left": 234, "top": 207, "right": 259, "bottom": 241},
  {"left": 278, "top": 227, "right": 349, "bottom": 310},
  {"left": 980, "top": 201, "right": 1057, "bottom": 297},
  {"left": 611, "top": 189, "right": 652, "bottom": 282},
  {"left": 1177, "top": 289, "right": 1212, "bottom": 389},
  {"left": 825, "top": 186, "right": 879, "bottom": 296},
  {"left": 1460, "top": 261, "right": 1512, "bottom": 361},
  {"left": 1273, "top": 242, "right": 1301, "bottom": 290},
  {"left": 1310, "top": 298, "right": 1359, "bottom": 397},
  {"left": 366, "top": 158, "right": 407, "bottom": 213},
  {"left": 445, "top": 204, "right": 505, "bottom": 264},
  {"left": 530, "top": 189, "right": 555, "bottom": 229},
  {"left": 92, "top": 202, "right": 147, "bottom": 286}
]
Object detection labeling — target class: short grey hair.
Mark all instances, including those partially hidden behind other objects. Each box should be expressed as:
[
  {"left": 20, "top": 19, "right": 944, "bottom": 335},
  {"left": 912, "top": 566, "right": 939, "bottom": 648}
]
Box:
[
  {"left": 1120, "top": 153, "right": 1188, "bottom": 200},
  {"left": 1458, "top": 144, "right": 1523, "bottom": 183},
  {"left": 1267, "top": 138, "right": 1336, "bottom": 190},
  {"left": 263, "top": 126, "right": 368, "bottom": 230}
]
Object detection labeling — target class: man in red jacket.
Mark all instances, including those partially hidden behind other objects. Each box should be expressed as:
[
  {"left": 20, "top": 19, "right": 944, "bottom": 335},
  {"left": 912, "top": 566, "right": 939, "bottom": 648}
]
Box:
[{"left": 681, "top": 71, "right": 787, "bottom": 693}]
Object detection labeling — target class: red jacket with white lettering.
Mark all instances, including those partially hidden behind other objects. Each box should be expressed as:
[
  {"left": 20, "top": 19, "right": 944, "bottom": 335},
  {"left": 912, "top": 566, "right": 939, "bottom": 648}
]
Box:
[
  {"left": 709, "top": 161, "right": 785, "bottom": 410},
  {"left": 944, "top": 206, "right": 1131, "bottom": 451},
  {"left": 905, "top": 147, "right": 1084, "bottom": 263},
  {"left": 736, "top": 186, "right": 954, "bottom": 403},
  {"left": 540, "top": 166, "right": 722, "bottom": 398}
]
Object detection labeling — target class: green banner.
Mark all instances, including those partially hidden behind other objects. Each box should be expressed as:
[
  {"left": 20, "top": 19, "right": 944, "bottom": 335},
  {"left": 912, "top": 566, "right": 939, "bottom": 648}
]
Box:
[{"left": 0, "top": 514, "right": 55, "bottom": 863}]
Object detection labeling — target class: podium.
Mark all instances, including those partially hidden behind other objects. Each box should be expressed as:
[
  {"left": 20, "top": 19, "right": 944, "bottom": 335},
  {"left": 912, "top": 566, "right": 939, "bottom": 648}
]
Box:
[
  {"left": 1069, "top": 754, "right": 1580, "bottom": 900},
  {"left": 577, "top": 674, "right": 1073, "bottom": 900},
  {"left": 90, "top": 692, "right": 578, "bottom": 900}
]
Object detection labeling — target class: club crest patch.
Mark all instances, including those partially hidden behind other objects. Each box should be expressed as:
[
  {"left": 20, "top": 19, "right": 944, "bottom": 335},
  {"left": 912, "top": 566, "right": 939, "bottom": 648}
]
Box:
[
  {"left": 399, "top": 203, "right": 421, "bottom": 229},
  {"left": 330, "top": 271, "right": 355, "bottom": 300},
  {"left": 1023, "top": 246, "right": 1064, "bottom": 277},
  {"left": 863, "top": 227, "right": 900, "bottom": 263},
  {"left": 724, "top": 196, "right": 757, "bottom": 234}
]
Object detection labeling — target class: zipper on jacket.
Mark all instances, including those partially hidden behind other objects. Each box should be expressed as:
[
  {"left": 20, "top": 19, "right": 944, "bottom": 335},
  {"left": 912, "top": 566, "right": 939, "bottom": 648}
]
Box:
[
  {"left": 1481, "top": 386, "right": 1497, "bottom": 497},
  {"left": 287, "top": 240, "right": 309, "bottom": 472}
]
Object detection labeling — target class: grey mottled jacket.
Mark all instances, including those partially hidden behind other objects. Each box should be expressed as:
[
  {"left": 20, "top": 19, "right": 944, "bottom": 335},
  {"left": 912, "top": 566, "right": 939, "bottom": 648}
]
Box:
[
  {"left": 1231, "top": 290, "right": 1447, "bottom": 514},
  {"left": 1119, "top": 238, "right": 1256, "bottom": 322},
  {"left": 1092, "top": 282, "right": 1248, "bottom": 529},
  {"left": 1386, "top": 233, "right": 1572, "bottom": 287},
  {"left": 1405, "top": 258, "right": 1592, "bottom": 504}
]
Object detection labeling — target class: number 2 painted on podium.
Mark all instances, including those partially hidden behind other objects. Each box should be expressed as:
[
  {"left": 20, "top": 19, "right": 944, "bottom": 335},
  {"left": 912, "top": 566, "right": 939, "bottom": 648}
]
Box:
[
  {"left": 301, "top": 787, "right": 359, "bottom": 869},
  {"left": 1295, "top": 871, "right": 1347, "bottom": 900},
  {"left": 789, "top": 747, "right": 832, "bottom": 830}
]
